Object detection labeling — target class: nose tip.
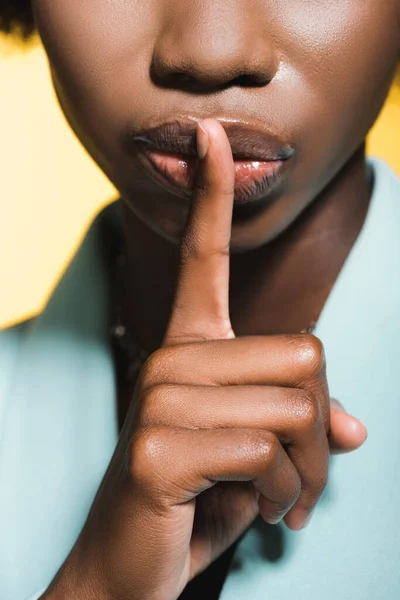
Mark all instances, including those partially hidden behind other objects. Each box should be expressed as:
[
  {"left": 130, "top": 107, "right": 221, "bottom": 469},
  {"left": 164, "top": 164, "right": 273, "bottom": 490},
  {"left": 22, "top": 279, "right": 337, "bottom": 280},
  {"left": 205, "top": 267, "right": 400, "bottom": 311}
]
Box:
[
  {"left": 150, "top": 7, "right": 277, "bottom": 92},
  {"left": 151, "top": 56, "right": 274, "bottom": 92}
]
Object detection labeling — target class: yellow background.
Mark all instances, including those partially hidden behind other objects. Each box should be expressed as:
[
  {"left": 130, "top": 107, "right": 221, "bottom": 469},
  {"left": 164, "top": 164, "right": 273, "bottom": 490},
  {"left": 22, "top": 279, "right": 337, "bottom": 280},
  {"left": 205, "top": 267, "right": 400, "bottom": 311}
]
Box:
[{"left": 1, "top": 35, "right": 399, "bottom": 329}]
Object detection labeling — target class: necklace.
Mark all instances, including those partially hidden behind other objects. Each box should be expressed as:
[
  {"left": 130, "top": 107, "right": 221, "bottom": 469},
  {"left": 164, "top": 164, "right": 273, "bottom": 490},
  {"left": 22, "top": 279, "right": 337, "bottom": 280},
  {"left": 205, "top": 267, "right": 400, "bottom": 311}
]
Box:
[{"left": 109, "top": 252, "right": 317, "bottom": 384}]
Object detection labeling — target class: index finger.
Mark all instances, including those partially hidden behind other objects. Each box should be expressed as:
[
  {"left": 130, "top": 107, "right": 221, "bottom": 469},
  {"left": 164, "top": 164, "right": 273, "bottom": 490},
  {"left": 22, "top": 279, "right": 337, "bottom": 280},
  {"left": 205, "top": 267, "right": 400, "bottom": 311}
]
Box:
[{"left": 162, "top": 118, "right": 236, "bottom": 347}]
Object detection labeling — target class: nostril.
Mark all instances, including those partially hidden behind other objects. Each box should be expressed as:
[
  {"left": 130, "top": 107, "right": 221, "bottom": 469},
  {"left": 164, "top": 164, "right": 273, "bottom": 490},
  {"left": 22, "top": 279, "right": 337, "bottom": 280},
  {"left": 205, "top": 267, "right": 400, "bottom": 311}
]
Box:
[
  {"left": 171, "top": 72, "right": 194, "bottom": 84},
  {"left": 234, "top": 72, "right": 271, "bottom": 87}
]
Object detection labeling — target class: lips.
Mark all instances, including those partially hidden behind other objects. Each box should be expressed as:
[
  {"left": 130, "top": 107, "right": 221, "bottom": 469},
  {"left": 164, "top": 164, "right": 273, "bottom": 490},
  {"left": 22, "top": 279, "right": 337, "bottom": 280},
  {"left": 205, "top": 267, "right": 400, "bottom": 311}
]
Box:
[{"left": 126, "top": 118, "right": 294, "bottom": 205}]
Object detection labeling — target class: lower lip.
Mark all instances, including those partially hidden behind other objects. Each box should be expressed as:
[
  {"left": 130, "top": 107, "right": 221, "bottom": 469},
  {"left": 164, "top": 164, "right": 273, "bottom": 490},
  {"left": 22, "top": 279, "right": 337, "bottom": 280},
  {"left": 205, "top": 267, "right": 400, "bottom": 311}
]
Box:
[{"left": 136, "top": 149, "right": 287, "bottom": 205}]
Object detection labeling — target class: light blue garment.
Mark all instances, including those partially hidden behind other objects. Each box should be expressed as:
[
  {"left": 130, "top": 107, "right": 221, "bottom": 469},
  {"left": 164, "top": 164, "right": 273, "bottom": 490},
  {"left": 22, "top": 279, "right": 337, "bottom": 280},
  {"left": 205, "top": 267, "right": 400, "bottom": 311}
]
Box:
[{"left": 1, "top": 158, "right": 399, "bottom": 600}]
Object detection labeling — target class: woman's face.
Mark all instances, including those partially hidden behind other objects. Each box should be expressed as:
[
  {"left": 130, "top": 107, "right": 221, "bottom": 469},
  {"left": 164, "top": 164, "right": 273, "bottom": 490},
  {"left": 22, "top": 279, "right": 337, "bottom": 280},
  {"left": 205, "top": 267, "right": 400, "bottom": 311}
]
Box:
[{"left": 32, "top": 1, "right": 400, "bottom": 252}]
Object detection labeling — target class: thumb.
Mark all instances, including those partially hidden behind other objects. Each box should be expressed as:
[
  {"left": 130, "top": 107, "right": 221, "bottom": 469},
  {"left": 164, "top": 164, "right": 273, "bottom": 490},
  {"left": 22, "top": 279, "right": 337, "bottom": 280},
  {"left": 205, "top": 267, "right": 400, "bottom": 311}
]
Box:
[{"left": 328, "top": 398, "right": 368, "bottom": 455}]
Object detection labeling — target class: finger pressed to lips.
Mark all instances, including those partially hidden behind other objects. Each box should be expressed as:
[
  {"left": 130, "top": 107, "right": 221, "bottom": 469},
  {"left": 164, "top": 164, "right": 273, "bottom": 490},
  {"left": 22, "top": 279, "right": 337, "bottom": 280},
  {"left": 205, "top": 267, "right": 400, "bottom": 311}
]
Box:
[
  {"left": 153, "top": 119, "right": 331, "bottom": 531},
  {"left": 162, "top": 119, "right": 236, "bottom": 347}
]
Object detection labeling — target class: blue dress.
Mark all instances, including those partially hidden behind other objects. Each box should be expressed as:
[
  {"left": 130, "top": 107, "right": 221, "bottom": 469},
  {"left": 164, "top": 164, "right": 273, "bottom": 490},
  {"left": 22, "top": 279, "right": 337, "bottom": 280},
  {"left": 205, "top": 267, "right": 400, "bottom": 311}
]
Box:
[{"left": 1, "top": 158, "right": 399, "bottom": 600}]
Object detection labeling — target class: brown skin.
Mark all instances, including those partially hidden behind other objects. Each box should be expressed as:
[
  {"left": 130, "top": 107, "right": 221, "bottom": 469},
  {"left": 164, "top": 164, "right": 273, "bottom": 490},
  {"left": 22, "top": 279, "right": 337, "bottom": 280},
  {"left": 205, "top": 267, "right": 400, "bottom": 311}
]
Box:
[
  {"left": 29, "top": 1, "right": 400, "bottom": 598},
  {"left": 31, "top": 1, "right": 399, "bottom": 350},
  {"left": 43, "top": 120, "right": 365, "bottom": 600}
]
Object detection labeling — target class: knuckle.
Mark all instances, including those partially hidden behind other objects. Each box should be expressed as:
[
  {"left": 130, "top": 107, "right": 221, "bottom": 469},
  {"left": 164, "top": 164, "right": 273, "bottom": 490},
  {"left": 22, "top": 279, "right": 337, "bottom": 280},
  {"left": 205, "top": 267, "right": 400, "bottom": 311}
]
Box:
[
  {"left": 248, "top": 431, "right": 280, "bottom": 468},
  {"left": 293, "top": 334, "right": 326, "bottom": 376},
  {"left": 181, "top": 229, "right": 230, "bottom": 261},
  {"left": 141, "top": 384, "right": 172, "bottom": 426},
  {"left": 207, "top": 245, "right": 231, "bottom": 259},
  {"left": 139, "top": 348, "right": 170, "bottom": 388},
  {"left": 297, "top": 392, "right": 321, "bottom": 429},
  {"left": 129, "top": 426, "right": 170, "bottom": 493},
  {"left": 180, "top": 230, "right": 202, "bottom": 261}
]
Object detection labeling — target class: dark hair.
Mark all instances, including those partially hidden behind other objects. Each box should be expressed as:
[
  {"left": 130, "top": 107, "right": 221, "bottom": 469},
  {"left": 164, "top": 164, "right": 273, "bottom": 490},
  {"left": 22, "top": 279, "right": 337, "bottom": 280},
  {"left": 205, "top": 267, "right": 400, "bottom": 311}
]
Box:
[{"left": 0, "top": 0, "right": 35, "bottom": 39}]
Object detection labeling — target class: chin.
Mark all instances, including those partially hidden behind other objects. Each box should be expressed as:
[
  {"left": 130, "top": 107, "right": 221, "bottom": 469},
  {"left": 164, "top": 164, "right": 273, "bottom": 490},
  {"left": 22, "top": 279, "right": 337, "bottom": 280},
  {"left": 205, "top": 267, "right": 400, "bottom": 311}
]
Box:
[{"left": 155, "top": 214, "right": 280, "bottom": 254}]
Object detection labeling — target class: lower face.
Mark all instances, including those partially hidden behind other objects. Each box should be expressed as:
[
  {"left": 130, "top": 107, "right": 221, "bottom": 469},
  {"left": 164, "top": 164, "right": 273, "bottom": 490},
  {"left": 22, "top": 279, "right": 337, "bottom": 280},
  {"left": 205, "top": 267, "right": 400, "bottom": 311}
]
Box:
[{"left": 32, "top": 1, "right": 400, "bottom": 252}]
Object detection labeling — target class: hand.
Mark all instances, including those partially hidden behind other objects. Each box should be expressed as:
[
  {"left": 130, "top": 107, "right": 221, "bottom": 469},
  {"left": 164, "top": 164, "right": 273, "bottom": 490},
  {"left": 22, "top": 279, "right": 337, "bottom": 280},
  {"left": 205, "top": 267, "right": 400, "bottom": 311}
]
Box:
[{"left": 45, "top": 119, "right": 367, "bottom": 600}]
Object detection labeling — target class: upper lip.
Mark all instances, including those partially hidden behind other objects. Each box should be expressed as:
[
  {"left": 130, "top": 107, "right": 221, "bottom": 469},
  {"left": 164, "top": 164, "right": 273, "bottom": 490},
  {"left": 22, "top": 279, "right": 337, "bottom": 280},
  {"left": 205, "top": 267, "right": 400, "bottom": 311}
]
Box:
[{"left": 126, "top": 117, "right": 294, "bottom": 162}]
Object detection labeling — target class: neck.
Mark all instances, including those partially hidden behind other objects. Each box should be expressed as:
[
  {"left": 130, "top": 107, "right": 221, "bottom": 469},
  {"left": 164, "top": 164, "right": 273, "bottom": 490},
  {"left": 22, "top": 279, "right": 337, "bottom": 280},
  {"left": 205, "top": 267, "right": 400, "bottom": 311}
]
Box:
[{"left": 117, "top": 146, "right": 372, "bottom": 353}]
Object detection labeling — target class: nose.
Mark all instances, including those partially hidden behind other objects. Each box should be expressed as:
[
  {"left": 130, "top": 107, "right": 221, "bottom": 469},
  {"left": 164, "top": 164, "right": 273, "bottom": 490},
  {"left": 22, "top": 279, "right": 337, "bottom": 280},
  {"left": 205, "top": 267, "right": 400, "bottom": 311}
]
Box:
[{"left": 151, "top": 2, "right": 277, "bottom": 92}]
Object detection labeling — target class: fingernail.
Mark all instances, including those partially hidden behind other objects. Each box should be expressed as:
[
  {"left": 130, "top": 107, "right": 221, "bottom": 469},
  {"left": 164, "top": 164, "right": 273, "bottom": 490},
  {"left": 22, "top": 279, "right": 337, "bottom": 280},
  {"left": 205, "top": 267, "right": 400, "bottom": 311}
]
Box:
[
  {"left": 266, "top": 515, "right": 283, "bottom": 525},
  {"left": 348, "top": 415, "right": 368, "bottom": 443},
  {"left": 291, "top": 508, "right": 313, "bottom": 530},
  {"left": 197, "top": 121, "right": 209, "bottom": 160},
  {"left": 300, "top": 510, "right": 313, "bottom": 529}
]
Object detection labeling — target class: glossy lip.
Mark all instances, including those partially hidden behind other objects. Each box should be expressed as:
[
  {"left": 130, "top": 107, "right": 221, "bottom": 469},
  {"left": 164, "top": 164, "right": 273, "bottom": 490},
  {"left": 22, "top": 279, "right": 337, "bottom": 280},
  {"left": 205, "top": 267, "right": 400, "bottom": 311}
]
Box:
[
  {"left": 137, "top": 149, "right": 286, "bottom": 205},
  {"left": 125, "top": 116, "right": 294, "bottom": 205}
]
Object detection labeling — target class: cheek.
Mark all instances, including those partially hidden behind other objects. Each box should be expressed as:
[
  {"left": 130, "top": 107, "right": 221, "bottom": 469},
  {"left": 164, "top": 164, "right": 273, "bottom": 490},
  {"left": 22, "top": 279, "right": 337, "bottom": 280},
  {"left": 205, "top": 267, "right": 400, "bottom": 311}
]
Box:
[
  {"left": 32, "top": 1, "right": 155, "bottom": 142},
  {"left": 279, "top": 1, "right": 400, "bottom": 127},
  {"left": 271, "top": 1, "right": 400, "bottom": 195}
]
